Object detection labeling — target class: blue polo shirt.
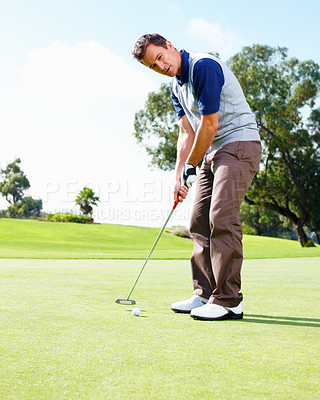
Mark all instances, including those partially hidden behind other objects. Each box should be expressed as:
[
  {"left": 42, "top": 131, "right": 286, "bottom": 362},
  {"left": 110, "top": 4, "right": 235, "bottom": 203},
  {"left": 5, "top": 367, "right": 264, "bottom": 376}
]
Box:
[{"left": 171, "top": 50, "right": 225, "bottom": 120}]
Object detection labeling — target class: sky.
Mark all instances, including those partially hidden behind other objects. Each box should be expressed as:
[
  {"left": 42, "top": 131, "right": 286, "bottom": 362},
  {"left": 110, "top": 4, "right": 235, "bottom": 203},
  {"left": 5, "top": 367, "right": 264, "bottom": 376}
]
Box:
[{"left": 1, "top": 0, "right": 320, "bottom": 227}]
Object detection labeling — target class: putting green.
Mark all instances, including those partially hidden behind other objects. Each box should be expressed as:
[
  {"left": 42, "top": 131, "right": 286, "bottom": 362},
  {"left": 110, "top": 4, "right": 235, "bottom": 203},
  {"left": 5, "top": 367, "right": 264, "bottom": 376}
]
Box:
[{"left": 0, "top": 258, "right": 319, "bottom": 399}]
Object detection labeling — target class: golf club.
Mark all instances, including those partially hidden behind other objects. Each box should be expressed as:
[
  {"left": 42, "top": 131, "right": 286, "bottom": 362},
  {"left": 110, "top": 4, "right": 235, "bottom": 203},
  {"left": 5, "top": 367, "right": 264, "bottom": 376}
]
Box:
[{"left": 115, "top": 197, "right": 179, "bottom": 305}]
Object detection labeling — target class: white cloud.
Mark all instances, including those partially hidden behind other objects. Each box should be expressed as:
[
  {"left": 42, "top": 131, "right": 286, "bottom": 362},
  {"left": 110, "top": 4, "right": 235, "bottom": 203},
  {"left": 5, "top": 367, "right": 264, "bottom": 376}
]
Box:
[
  {"left": 168, "top": 4, "right": 182, "bottom": 14},
  {"left": 0, "top": 40, "right": 196, "bottom": 227},
  {"left": 2, "top": 41, "right": 191, "bottom": 226},
  {"left": 20, "top": 40, "right": 153, "bottom": 102},
  {"left": 12, "top": 41, "right": 156, "bottom": 177},
  {"left": 188, "top": 18, "right": 241, "bottom": 59}
]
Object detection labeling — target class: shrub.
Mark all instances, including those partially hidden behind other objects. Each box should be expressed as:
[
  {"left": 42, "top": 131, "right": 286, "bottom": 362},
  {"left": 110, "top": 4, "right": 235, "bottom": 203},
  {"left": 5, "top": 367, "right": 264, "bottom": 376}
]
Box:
[
  {"left": 166, "top": 226, "right": 193, "bottom": 239},
  {"left": 7, "top": 197, "right": 43, "bottom": 218},
  {"left": 46, "top": 213, "right": 93, "bottom": 224},
  {"left": 304, "top": 239, "right": 315, "bottom": 248},
  {"left": 242, "top": 225, "right": 258, "bottom": 235}
]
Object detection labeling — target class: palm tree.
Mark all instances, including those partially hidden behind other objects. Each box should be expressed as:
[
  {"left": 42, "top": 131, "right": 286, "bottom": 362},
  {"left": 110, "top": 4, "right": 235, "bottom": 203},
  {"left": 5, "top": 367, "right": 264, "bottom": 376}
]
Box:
[{"left": 75, "top": 187, "right": 100, "bottom": 215}]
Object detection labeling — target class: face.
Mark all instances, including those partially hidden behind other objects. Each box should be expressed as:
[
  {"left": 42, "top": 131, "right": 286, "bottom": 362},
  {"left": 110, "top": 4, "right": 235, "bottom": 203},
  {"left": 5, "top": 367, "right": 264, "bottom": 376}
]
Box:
[{"left": 141, "top": 41, "right": 182, "bottom": 77}]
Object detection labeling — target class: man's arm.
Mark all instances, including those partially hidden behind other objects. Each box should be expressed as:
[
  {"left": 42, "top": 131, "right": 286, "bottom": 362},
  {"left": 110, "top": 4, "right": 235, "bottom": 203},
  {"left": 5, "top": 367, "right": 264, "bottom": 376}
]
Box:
[
  {"left": 186, "top": 112, "right": 219, "bottom": 167},
  {"left": 174, "top": 115, "right": 195, "bottom": 202}
]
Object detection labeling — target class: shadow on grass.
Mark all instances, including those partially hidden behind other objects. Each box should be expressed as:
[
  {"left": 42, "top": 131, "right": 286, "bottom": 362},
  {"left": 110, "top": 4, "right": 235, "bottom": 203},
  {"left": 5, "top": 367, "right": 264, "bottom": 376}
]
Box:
[{"left": 244, "top": 314, "right": 320, "bottom": 328}]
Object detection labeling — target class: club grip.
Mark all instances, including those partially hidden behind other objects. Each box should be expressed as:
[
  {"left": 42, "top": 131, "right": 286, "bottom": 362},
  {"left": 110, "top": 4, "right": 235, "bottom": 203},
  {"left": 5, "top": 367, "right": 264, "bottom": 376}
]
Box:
[
  {"left": 173, "top": 198, "right": 179, "bottom": 209},
  {"left": 173, "top": 184, "right": 188, "bottom": 209}
]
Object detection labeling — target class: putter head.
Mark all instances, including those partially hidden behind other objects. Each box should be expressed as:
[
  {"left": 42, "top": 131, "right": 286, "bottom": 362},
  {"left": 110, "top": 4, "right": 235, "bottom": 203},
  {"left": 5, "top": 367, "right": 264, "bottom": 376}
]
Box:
[{"left": 115, "top": 298, "right": 136, "bottom": 305}]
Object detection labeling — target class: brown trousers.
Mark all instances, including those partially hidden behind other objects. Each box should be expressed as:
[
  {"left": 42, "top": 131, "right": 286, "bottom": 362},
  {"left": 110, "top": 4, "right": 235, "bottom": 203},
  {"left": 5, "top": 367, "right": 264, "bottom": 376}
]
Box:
[{"left": 190, "top": 141, "right": 262, "bottom": 307}]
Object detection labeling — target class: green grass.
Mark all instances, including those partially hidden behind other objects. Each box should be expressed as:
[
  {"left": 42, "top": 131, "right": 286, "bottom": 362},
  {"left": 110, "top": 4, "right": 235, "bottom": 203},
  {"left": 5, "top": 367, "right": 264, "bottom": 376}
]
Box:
[
  {"left": 1, "top": 218, "right": 320, "bottom": 259},
  {"left": 0, "top": 258, "right": 319, "bottom": 399},
  {"left": 0, "top": 218, "right": 192, "bottom": 259}
]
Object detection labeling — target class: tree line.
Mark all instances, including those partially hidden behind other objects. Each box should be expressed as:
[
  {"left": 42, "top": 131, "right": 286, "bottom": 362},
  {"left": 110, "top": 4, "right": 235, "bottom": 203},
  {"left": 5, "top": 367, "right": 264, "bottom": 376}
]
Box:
[{"left": 0, "top": 158, "right": 100, "bottom": 220}]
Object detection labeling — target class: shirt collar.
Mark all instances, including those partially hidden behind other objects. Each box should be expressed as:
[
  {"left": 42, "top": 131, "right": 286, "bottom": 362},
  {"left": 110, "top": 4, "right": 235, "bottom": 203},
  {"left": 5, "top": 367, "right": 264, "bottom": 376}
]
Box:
[{"left": 175, "top": 49, "right": 189, "bottom": 86}]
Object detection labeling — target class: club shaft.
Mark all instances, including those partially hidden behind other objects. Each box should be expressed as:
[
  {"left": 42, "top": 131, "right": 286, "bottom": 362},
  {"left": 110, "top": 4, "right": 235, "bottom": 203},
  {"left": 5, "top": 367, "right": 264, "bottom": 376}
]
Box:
[{"left": 126, "top": 201, "right": 178, "bottom": 300}]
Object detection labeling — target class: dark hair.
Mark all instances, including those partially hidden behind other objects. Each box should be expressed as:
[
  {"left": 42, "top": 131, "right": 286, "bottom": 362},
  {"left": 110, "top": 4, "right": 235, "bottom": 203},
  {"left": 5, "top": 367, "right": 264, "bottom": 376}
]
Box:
[{"left": 132, "top": 33, "right": 168, "bottom": 61}]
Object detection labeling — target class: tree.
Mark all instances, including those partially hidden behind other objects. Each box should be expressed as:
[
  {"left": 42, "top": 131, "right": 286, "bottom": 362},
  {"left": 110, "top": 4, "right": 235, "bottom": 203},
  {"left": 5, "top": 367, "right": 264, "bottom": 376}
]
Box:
[
  {"left": 7, "top": 197, "right": 43, "bottom": 218},
  {"left": 75, "top": 187, "right": 100, "bottom": 215},
  {"left": 305, "top": 108, "right": 320, "bottom": 243},
  {"left": 133, "top": 46, "right": 320, "bottom": 247},
  {"left": 228, "top": 45, "right": 320, "bottom": 246},
  {"left": 240, "top": 201, "right": 297, "bottom": 239},
  {"left": 0, "top": 158, "right": 30, "bottom": 204},
  {"left": 0, "top": 158, "right": 43, "bottom": 219},
  {"left": 134, "top": 83, "right": 179, "bottom": 170}
]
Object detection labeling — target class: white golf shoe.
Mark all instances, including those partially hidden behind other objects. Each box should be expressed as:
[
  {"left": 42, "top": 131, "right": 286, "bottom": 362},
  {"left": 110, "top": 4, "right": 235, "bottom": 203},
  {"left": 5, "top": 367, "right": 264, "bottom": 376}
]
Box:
[
  {"left": 190, "top": 302, "right": 243, "bottom": 321},
  {"left": 171, "top": 295, "right": 208, "bottom": 314}
]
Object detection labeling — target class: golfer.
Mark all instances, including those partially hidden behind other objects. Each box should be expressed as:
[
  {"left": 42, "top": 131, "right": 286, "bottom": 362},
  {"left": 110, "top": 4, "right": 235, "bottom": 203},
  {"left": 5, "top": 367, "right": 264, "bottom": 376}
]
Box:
[{"left": 132, "top": 34, "right": 261, "bottom": 320}]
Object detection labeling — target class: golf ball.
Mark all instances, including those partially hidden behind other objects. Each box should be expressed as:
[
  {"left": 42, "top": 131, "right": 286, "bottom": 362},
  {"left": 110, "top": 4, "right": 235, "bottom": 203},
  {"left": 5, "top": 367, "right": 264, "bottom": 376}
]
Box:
[{"left": 132, "top": 307, "right": 141, "bottom": 316}]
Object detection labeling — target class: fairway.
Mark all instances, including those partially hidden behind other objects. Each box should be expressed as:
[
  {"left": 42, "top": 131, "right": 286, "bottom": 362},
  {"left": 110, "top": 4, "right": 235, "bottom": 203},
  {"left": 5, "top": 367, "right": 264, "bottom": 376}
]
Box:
[
  {"left": 1, "top": 218, "right": 320, "bottom": 259},
  {"left": 0, "top": 258, "right": 319, "bottom": 399}
]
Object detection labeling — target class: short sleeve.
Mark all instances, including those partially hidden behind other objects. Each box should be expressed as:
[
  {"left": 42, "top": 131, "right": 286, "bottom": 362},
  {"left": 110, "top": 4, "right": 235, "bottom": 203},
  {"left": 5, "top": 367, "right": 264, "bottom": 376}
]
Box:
[{"left": 193, "top": 58, "right": 225, "bottom": 115}]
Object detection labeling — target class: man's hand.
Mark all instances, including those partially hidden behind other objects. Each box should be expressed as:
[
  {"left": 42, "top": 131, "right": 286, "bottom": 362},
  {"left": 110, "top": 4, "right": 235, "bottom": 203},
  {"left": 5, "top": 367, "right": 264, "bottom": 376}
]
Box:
[
  {"left": 174, "top": 162, "right": 199, "bottom": 204},
  {"left": 174, "top": 182, "right": 189, "bottom": 203},
  {"left": 182, "top": 163, "right": 199, "bottom": 188}
]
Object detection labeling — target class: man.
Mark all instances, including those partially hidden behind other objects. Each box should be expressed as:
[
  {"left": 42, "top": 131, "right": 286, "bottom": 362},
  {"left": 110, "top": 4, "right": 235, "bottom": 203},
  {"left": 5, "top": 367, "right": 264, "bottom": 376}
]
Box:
[{"left": 132, "top": 34, "right": 261, "bottom": 321}]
